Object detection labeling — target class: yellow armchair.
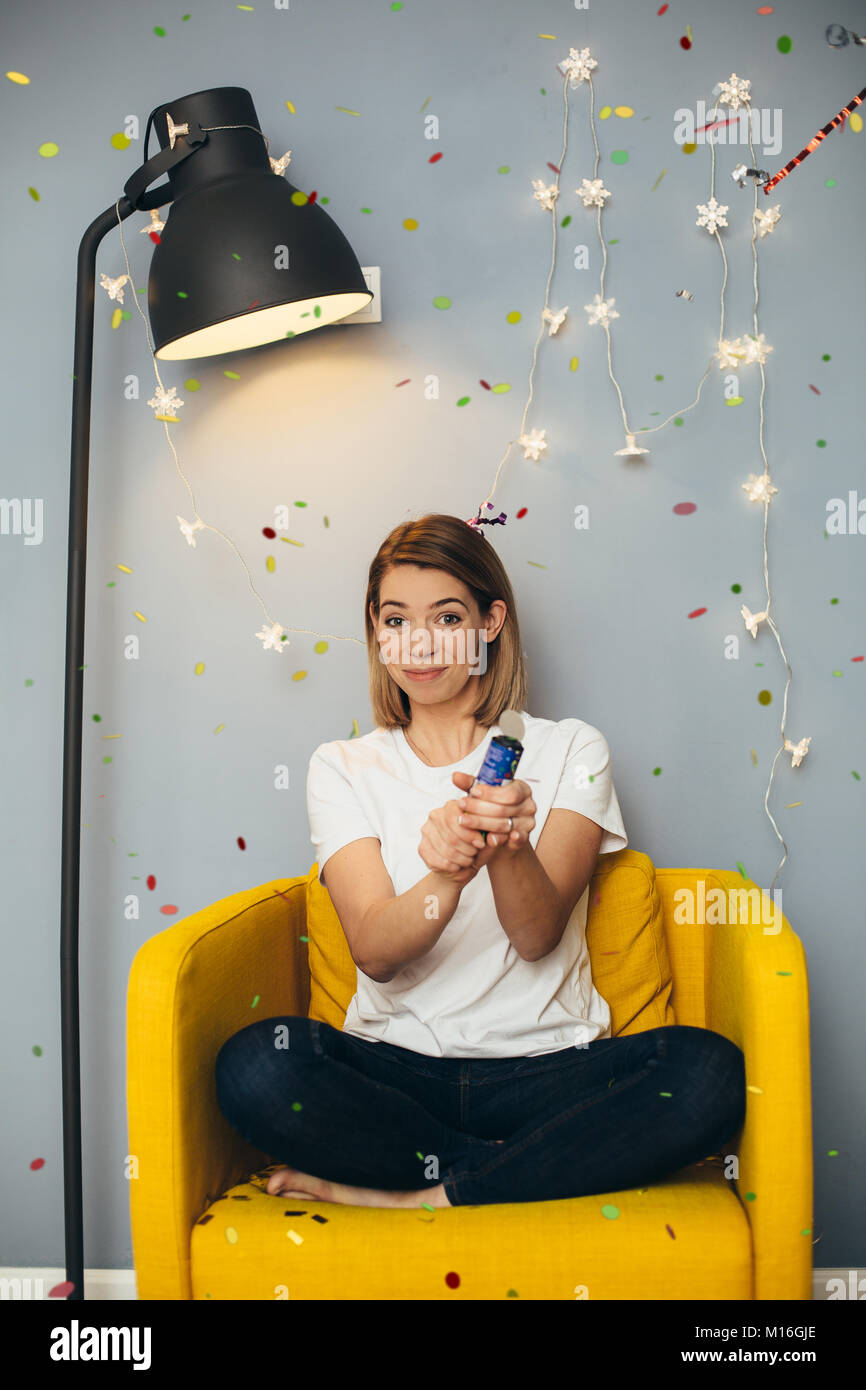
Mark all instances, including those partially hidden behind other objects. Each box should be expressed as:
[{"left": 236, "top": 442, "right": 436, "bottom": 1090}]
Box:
[{"left": 127, "top": 850, "right": 812, "bottom": 1300}]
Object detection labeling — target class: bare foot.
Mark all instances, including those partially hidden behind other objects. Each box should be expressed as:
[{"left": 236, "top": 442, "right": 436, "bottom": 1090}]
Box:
[{"left": 265, "top": 1165, "right": 451, "bottom": 1208}]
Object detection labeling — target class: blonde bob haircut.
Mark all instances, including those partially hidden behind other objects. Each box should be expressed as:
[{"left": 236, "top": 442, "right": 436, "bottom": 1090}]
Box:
[{"left": 365, "top": 513, "right": 528, "bottom": 730}]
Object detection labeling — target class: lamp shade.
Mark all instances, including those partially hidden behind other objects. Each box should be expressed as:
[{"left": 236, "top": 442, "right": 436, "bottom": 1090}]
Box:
[{"left": 146, "top": 88, "right": 373, "bottom": 360}]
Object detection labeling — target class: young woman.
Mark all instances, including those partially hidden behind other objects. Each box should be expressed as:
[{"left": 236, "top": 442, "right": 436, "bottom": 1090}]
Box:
[{"left": 216, "top": 513, "right": 746, "bottom": 1209}]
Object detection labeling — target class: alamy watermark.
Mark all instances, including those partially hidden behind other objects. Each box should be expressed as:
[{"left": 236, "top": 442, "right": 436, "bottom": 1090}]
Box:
[{"left": 673, "top": 101, "right": 783, "bottom": 157}]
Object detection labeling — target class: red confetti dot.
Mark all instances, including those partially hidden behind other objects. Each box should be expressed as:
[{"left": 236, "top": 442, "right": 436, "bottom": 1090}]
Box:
[
  {"left": 680, "top": 35, "right": 692, "bottom": 49},
  {"left": 666, "top": 1223, "right": 676, "bottom": 1239},
  {"left": 146, "top": 874, "right": 156, "bottom": 890},
  {"left": 307, "top": 190, "right": 318, "bottom": 204},
  {"left": 48, "top": 1281, "right": 75, "bottom": 1299},
  {"left": 263, "top": 526, "right": 277, "bottom": 538},
  {"left": 688, "top": 607, "right": 707, "bottom": 619},
  {"left": 395, "top": 379, "right": 411, "bottom": 387},
  {"left": 516, "top": 507, "right": 528, "bottom": 519},
  {"left": 149, "top": 231, "right": 162, "bottom": 244},
  {"left": 808, "top": 384, "right": 821, "bottom": 395},
  {"left": 852, "top": 656, "right": 864, "bottom": 663},
  {"left": 546, "top": 162, "right": 560, "bottom": 175},
  {"left": 658, "top": 2, "right": 668, "bottom": 12},
  {"left": 160, "top": 905, "right": 178, "bottom": 915},
  {"left": 673, "top": 502, "right": 697, "bottom": 515},
  {"left": 247, "top": 299, "right": 260, "bottom": 310},
  {"left": 428, "top": 152, "right": 443, "bottom": 164},
  {"left": 757, "top": 5, "right": 774, "bottom": 13},
  {"left": 237, "top": 836, "right": 246, "bottom": 851},
  {"left": 30, "top": 1158, "right": 45, "bottom": 1170},
  {"left": 444, "top": 1271, "right": 461, "bottom": 1289},
  {"left": 479, "top": 379, "right": 491, "bottom": 390}
]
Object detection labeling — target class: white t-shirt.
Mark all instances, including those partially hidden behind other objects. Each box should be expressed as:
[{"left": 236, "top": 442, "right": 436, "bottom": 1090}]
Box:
[{"left": 306, "top": 709, "right": 628, "bottom": 1059}]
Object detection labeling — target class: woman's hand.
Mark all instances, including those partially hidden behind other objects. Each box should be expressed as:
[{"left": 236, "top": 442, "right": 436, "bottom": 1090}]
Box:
[
  {"left": 418, "top": 781, "right": 497, "bottom": 886},
  {"left": 450, "top": 771, "right": 536, "bottom": 853}
]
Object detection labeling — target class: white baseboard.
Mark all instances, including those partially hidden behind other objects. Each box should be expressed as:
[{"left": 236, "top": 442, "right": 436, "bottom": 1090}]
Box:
[{"left": 1, "top": 1266, "right": 860, "bottom": 1300}]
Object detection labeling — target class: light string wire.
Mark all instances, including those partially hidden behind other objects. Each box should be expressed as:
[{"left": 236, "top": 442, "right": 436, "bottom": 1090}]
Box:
[{"left": 112, "top": 122, "right": 366, "bottom": 651}]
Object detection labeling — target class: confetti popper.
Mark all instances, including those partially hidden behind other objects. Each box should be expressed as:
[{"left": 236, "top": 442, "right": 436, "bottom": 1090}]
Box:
[{"left": 762, "top": 85, "right": 866, "bottom": 193}]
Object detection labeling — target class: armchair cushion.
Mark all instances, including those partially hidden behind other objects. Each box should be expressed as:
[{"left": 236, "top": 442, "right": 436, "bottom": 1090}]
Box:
[{"left": 304, "top": 847, "right": 674, "bottom": 1037}]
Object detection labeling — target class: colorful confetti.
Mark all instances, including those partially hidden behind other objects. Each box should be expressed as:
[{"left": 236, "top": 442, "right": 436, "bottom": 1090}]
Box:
[
  {"left": 445, "top": 1271, "right": 461, "bottom": 1288},
  {"left": 237, "top": 837, "right": 246, "bottom": 851},
  {"left": 601, "top": 1204, "right": 620, "bottom": 1219},
  {"left": 6, "top": 71, "right": 30, "bottom": 84},
  {"left": 651, "top": 168, "right": 667, "bottom": 190},
  {"left": 673, "top": 502, "right": 696, "bottom": 515},
  {"left": 687, "top": 607, "right": 707, "bottom": 618},
  {"left": 38, "top": 142, "right": 59, "bottom": 158},
  {"left": 610, "top": 150, "right": 629, "bottom": 164},
  {"left": 777, "top": 35, "right": 792, "bottom": 54}
]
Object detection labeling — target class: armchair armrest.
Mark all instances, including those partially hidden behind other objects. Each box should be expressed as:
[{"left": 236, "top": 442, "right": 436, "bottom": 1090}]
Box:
[
  {"left": 701, "top": 869, "right": 813, "bottom": 1301},
  {"left": 127, "top": 873, "right": 311, "bottom": 1300}
]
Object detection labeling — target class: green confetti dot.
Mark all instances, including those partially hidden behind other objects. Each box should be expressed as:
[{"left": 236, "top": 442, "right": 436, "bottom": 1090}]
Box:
[
  {"left": 291, "top": 1101, "right": 303, "bottom": 1111},
  {"left": 852, "top": 771, "right": 861, "bottom": 781},
  {"left": 673, "top": 417, "right": 684, "bottom": 427},
  {"left": 736, "top": 862, "right": 747, "bottom": 879},
  {"left": 177, "top": 290, "right": 188, "bottom": 299},
  {"left": 601, "top": 1204, "right": 620, "bottom": 1219},
  {"left": 491, "top": 382, "right": 511, "bottom": 394},
  {"left": 28, "top": 187, "right": 40, "bottom": 200},
  {"left": 416, "top": 1151, "right": 424, "bottom": 1160},
  {"left": 38, "top": 142, "right": 59, "bottom": 158},
  {"left": 608, "top": 238, "right": 620, "bottom": 245},
  {"left": 776, "top": 971, "right": 792, "bottom": 977},
  {"left": 314, "top": 305, "right": 322, "bottom": 318},
  {"left": 224, "top": 370, "right": 240, "bottom": 379},
  {"left": 654, "top": 374, "right": 664, "bottom": 381},
  {"left": 391, "top": 3, "right": 402, "bottom": 12},
  {"left": 154, "top": 26, "right": 166, "bottom": 37},
  {"left": 103, "top": 756, "right": 112, "bottom": 765},
  {"left": 360, "top": 207, "right": 372, "bottom": 214},
  {"left": 299, "top": 934, "right": 309, "bottom": 942},
  {"left": 816, "top": 439, "right": 826, "bottom": 448},
  {"left": 610, "top": 150, "right": 629, "bottom": 165},
  {"left": 825, "top": 178, "right": 836, "bottom": 188},
  {"left": 830, "top": 597, "right": 838, "bottom": 604},
  {"left": 24, "top": 678, "right": 34, "bottom": 686},
  {"left": 658, "top": 1091, "right": 672, "bottom": 1098},
  {"left": 827, "top": 1149, "right": 839, "bottom": 1157},
  {"left": 801, "top": 1229, "right": 812, "bottom": 1237},
  {"left": 251, "top": 995, "right": 260, "bottom": 1008},
  {"left": 110, "top": 132, "right": 130, "bottom": 151},
  {"left": 731, "top": 583, "right": 742, "bottom": 593},
  {"left": 757, "top": 689, "right": 772, "bottom": 705},
  {"left": 432, "top": 295, "right": 451, "bottom": 310},
  {"left": 652, "top": 767, "right": 662, "bottom": 776},
  {"left": 457, "top": 396, "right": 470, "bottom": 407},
  {"left": 184, "top": 378, "right": 200, "bottom": 392},
  {"left": 294, "top": 501, "right": 308, "bottom": 508},
  {"left": 832, "top": 670, "right": 843, "bottom": 677},
  {"left": 776, "top": 35, "right": 792, "bottom": 54},
  {"left": 822, "top": 353, "right": 831, "bottom": 361},
  {"left": 92, "top": 713, "right": 102, "bottom": 722},
  {"left": 32, "top": 1045, "right": 42, "bottom": 1056},
  {"left": 744, "top": 1191, "right": 757, "bottom": 1201},
  {"left": 231, "top": 252, "right": 241, "bottom": 261},
  {"left": 120, "top": 310, "right": 130, "bottom": 320},
  {"left": 497, "top": 165, "right": 510, "bottom": 174}
]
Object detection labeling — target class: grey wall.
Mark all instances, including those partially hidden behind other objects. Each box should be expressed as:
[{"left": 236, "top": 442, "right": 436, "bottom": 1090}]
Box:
[{"left": 1, "top": 0, "right": 863, "bottom": 1276}]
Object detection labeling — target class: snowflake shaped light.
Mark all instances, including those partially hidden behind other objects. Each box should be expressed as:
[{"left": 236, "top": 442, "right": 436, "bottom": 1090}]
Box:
[
  {"left": 784, "top": 736, "right": 811, "bottom": 769},
  {"left": 269, "top": 150, "right": 292, "bottom": 176},
  {"left": 542, "top": 306, "right": 568, "bottom": 335},
  {"left": 256, "top": 621, "right": 288, "bottom": 653},
  {"left": 100, "top": 273, "right": 129, "bottom": 303},
  {"left": 577, "top": 177, "right": 611, "bottom": 208},
  {"left": 715, "top": 338, "right": 745, "bottom": 368},
  {"left": 739, "top": 332, "right": 773, "bottom": 366},
  {"left": 560, "top": 47, "right": 597, "bottom": 85},
  {"left": 532, "top": 178, "right": 559, "bottom": 211},
  {"left": 718, "top": 73, "right": 751, "bottom": 110},
  {"left": 147, "top": 385, "right": 184, "bottom": 419},
  {"left": 754, "top": 204, "right": 782, "bottom": 238},
  {"left": 140, "top": 210, "right": 165, "bottom": 235},
  {"left": 518, "top": 428, "right": 548, "bottom": 461},
  {"left": 742, "top": 473, "right": 778, "bottom": 503},
  {"left": 614, "top": 433, "right": 650, "bottom": 458},
  {"left": 741, "top": 604, "right": 768, "bottom": 638},
  {"left": 177, "top": 515, "right": 206, "bottom": 548},
  {"left": 584, "top": 293, "right": 619, "bottom": 327},
  {"left": 696, "top": 197, "right": 729, "bottom": 234}
]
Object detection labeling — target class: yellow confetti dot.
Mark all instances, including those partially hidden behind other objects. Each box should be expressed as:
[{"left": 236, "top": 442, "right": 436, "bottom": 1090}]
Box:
[
  {"left": 314, "top": 641, "right": 328, "bottom": 654},
  {"left": 614, "top": 106, "right": 634, "bottom": 119},
  {"left": 285, "top": 99, "right": 296, "bottom": 114},
  {"left": 116, "top": 563, "right": 132, "bottom": 574},
  {"left": 154, "top": 414, "right": 180, "bottom": 422},
  {"left": 38, "top": 142, "right": 59, "bottom": 158},
  {"left": 785, "top": 801, "right": 803, "bottom": 809},
  {"left": 6, "top": 71, "right": 30, "bottom": 85},
  {"left": 599, "top": 105, "right": 612, "bottom": 120},
  {"left": 569, "top": 356, "right": 579, "bottom": 371},
  {"left": 279, "top": 536, "right": 304, "bottom": 547},
  {"left": 403, "top": 217, "right": 418, "bottom": 230},
  {"left": 225, "top": 1227, "right": 239, "bottom": 1244},
  {"left": 110, "top": 308, "right": 123, "bottom": 330},
  {"left": 292, "top": 670, "right": 307, "bottom": 681},
  {"left": 291, "top": 190, "right": 309, "bottom": 205},
  {"left": 111, "top": 131, "right": 131, "bottom": 150},
  {"left": 214, "top": 724, "right": 225, "bottom": 734},
  {"left": 266, "top": 555, "right": 276, "bottom": 573},
  {"left": 682, "top": 142, "right": 697, "bottom": 155},
  {"left": 747, "top": 1085, "right": 764, "bottom": 1094},
  {"left": 850, "top": 113, "right": 863, "bottom": 133},
  {"left": 133, "top": 611, "right": 146, "bottom": 623},
  {"left": 195, "top": 662, "right": 205, "bottom": 675},
  {"left": 537, "top": 34, "right": 557, "bottom": 40},
  {"left": 506, "top": 310, "right": 521, "bottom": 324},
  {"left": 287, "top": 1229, "right": 304, "bottom": 1245}
]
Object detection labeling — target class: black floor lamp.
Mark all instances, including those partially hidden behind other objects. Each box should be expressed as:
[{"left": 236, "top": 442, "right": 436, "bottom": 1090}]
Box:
[{"left": 62, "top": 86, "right": 372, "bottom": 1299}]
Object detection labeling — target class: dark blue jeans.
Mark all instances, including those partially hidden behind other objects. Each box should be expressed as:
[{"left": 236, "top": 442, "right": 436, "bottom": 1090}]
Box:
[{"left": 215, "top": 1017, "right": 746, "bottom": 1207}]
